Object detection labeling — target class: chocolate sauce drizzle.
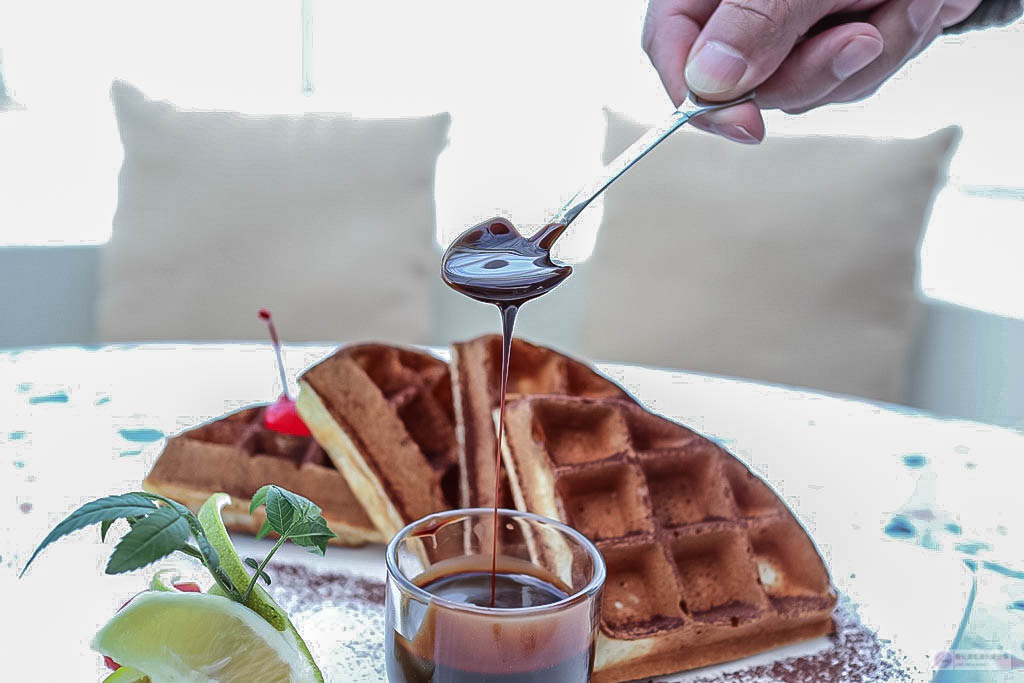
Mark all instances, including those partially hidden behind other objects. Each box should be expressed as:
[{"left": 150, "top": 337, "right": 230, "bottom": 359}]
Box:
[{"left": 441, "top": 216, "right": 572, "bottom": 604}]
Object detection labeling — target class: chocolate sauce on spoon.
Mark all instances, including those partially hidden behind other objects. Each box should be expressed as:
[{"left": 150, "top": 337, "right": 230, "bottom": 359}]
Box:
[{"left": 440, "top": 217, "right": 572, "bottom": 306}]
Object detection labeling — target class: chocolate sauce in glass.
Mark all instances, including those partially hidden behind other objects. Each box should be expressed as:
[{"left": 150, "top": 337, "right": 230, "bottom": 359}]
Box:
[
  {"left": 419, "top": 570, "right": 569, "bottom": 609},
  {"left": 441, "top": 217, "right": 572, "bottom": 606},
  {"left": 386, "top": 557, "right": 594, "bottom": 683}
]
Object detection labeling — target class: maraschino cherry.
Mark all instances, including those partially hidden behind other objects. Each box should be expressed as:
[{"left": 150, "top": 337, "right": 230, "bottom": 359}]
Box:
[{"left": 258, "top": 309, "right": 312, "bottom": 437}]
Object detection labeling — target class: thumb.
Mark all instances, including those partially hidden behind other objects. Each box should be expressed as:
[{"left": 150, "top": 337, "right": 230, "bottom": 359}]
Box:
[{"left": 685, "top": 0, "right": 833, "bottom": 99}]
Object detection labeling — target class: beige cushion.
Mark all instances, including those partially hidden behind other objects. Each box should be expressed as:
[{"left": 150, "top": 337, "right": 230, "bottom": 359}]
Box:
[
  {"left": 583, "top": 111, "right": 959, "bottom": 402},
  {"left": 100, "top": 81, "right": 449, "bottom": 344}
]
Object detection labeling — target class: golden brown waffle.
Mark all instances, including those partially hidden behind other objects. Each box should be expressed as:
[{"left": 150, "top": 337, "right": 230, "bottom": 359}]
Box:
[
  {"left": 143, "top": 406, "right": 383, "bottom": 546},
  {"left": 297, "top": 343, "right": 459, "bottom": 539},
  {"left": 499, "top": 396, "right": 837, "bottom": 683},
  {"left": 450, "top": 334, "right": 636, "bottom": 509}
]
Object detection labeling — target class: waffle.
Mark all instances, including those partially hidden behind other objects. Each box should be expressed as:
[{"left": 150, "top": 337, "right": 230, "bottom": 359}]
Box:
[
  {"left": 499, "top": 396, "right": 837, "bottom": 683},
  {"left": 450, "top": 334, "right": 636, "bottom": 509},
  {"left": 143, "top": 406, "right": 383, "bottom": 546},
  {"left": 297, "top": 343, "right": 459, "bottom": 539}
]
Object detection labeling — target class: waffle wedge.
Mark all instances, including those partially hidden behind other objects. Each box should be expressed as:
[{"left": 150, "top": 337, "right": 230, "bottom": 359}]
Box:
[
  {"left": 143, "top": 406, "right": 383, "bottom": 546},
  {"left": 451, "top": 334, "right": 635, "bottom": 509},
  {"left": 297, "top": 344, "right": 458, "bottom": 539},
  {"left": 499, "top": 396, "right": 837, "bottom": 683}
]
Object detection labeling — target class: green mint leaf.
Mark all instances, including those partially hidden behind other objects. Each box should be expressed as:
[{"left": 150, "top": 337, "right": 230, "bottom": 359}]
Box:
[
  {"left": 247, "top": 485, "right": 333, "bottom": 582},
  {"left": 257, "top": 485, "right": 328, "bottom": 540},
  {"left": 140, "top": 492, "right": 197, "bottom": 526},
  {"left": 100, "top": 519, "right": 115, "bottom": 542},
  {"left": 141, "top": 492, "right": 221, "bottom": 571},
  {"left": 106, "top": 506, "right": 189, "bottom": 574},
  {"left": 288, "top": 518, "right": 335, "bottom": 556},
  {"left": 140, "top": 492, "right": 208, "bottom": 537},
  {"left": 255, "top": 519, "right": 273, "bottom": 541},
  {"left": 281, "top": 487, "right": 323, "bottom": 521},
  {"left": 244, "top": 558, "right": 272, "bottom": 585},
  {"left": 250, "top": 485, "right": 271, "bottom": 516},
  {"left": 262, "top": 486, "right": 296, "bottom": 537},
  {"left": 295, "top": 537, "right": 333, "bottom": 556},
  {"left": 20, "top": 493, "right": 157, "bottom": 577}
]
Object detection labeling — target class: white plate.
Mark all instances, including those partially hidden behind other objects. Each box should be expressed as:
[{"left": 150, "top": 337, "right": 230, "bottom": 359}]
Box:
[{"left": 245, "top": 534, "right": 973, "bottom": 682}]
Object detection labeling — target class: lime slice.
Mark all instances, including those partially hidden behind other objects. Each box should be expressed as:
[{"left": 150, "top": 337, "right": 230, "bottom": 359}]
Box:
[
  {"left": 102, "top": 666, "right": 150, "bottom": 682},
  {"left": 197, "top": 493, "right": 323, "bottom": 682},
  {"left": 93, "top": 591, "right": 316, "bottom": 681},
  {"left": 197, "top": 493, "right": 288, "bottom": 629}
]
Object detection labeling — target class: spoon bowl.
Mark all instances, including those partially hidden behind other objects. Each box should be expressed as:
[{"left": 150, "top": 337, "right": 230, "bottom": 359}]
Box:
[{"left": 440, "top": 217, "right": 572, "bottom": 306}]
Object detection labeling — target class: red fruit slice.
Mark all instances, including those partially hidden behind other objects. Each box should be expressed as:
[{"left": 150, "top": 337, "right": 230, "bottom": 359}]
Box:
[
  {"left": 173, "top": 582, "right": 201, "bottom": 593},
  {"left": 104, "top": 655, "right": 121, "bottom": 671}
]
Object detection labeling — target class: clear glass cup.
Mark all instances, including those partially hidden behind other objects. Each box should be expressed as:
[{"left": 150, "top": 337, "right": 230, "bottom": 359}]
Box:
[{"left": 385, "top": 508, "right": 606, "bottom": 682}]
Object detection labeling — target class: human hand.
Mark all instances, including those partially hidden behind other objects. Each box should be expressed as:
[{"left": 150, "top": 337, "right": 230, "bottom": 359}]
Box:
[{"left": 642, "top": 0, "right": 982, "bottom": 143}]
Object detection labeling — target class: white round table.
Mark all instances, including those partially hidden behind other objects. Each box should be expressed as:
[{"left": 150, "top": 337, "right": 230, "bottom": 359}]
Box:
[{"left": 2, "top": 345, "right": 1021, "bottom": 681}]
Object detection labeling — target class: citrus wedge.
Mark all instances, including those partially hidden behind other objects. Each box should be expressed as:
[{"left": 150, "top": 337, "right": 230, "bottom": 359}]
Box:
[
  {"left": 92, "top": 591, "right": 316, "bottom": 681},
  {"left": 197, "top": 493, "right": 287, "bottom": 628},
  {"left": 197, "top": 492, "right": 323, "bottom": 681}
]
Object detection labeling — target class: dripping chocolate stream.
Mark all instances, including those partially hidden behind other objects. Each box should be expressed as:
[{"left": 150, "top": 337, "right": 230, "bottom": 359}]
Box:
[
  {"left": 441, "top": 217, "right": 572, "bottom": 606},
  {"left": 490, "top": 303, "right": 516, "bottom": 605}
]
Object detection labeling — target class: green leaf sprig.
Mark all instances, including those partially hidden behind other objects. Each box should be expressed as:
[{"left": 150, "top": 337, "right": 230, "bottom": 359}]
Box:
[
  {"left": 241, "top": 485, "right": 335, "bottom": 602},
  {"left": 19, "top": 485, "right": 334, "bottom": 611},
  {"left": 19, "top": 492, "right": 240, "bottom": 600}
]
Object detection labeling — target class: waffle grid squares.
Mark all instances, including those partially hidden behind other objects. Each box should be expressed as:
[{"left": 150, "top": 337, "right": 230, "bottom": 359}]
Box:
[
  {"left": 144, "top": 404, "right": 382, "bottom": 546},
  {"left": 452, "top": 334, "right": 636, "bottom": 508},
  {"left": 555, "top": 457, "right": 655, "bottom": 541},
  {"left": 746, "top": 515, "right": 834, "bottom": 609},
  {"left": 532, "top": 399, "right": 631, "bottom": 466},
  {"left": 298, "top": 343, "right": 461, "bottom": 534},
  {"left": 190, "top": 406, "right": 329, "bottom": 468},
  {"left": 601, "top": 538, "right": 686, "bottom": 636},
  {"left": 509, "top": 397, "right": 832, "bottom": 640},
  {"left": 348, "top": 346, "right": 460, "bottom": 503}
]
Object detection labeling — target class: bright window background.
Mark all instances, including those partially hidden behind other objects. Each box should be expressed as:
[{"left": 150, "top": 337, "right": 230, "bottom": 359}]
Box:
[{"left": 1, "top": 1, "right": 1022, "bottom": 316}]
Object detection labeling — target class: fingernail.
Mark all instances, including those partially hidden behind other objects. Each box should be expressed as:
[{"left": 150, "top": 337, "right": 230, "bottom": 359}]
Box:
[
  {"left": 686, "top": 41, "right": 748, "bottom": 95},
  {"left": 908, "top": 0, "right": 942, "bottom": 32},
  {"left": 832, "top": 36, "right": 884, "bottom": 80},
  {"left": 711, "top": 123, "right": 760, "bottom": 144}
]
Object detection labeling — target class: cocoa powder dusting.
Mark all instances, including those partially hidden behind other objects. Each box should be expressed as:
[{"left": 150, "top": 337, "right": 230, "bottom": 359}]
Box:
[
  {"left": 271, "top": 565, "right": 915, "bottom": 682},
  {"left": 681, "top": 599, "right": 919, "bottom": 682},
  {"left": 272, "top": 563, "right": 386, "bottom": 607},
  {"left": 271, "top": 563, "right": 388, "bottom": 680}
]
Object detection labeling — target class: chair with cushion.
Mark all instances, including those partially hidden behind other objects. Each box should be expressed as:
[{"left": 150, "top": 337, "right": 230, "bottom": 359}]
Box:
[
  {"left": 100, "top": 81, "right": 450, "bottom": 344},
  {"left": 579, "top": 111, "right": 959, "bottom": 403}
]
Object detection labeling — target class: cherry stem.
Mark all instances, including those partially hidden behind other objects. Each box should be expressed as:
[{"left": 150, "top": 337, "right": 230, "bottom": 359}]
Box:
[{"left": 258, "top": 309, "right": 291, "bottom": 399}]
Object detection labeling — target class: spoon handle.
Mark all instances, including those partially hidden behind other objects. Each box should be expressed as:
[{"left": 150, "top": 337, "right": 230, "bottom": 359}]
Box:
[{"left": 549, "top": 92, "right": 756, "bottom": 229}]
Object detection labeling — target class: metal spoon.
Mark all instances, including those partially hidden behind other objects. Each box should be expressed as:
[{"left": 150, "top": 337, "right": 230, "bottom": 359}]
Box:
[
  {"left": 441, "top": 92, "right": 755, "bottom": 303},
  {"left": 548, "top": 91, "right": 757, "bottom": 233}
]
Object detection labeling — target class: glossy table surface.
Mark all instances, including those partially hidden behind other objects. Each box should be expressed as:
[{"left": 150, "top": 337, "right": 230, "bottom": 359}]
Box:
[{"left": 1, "top": 344, "right": 1022, "bottom": 681}]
